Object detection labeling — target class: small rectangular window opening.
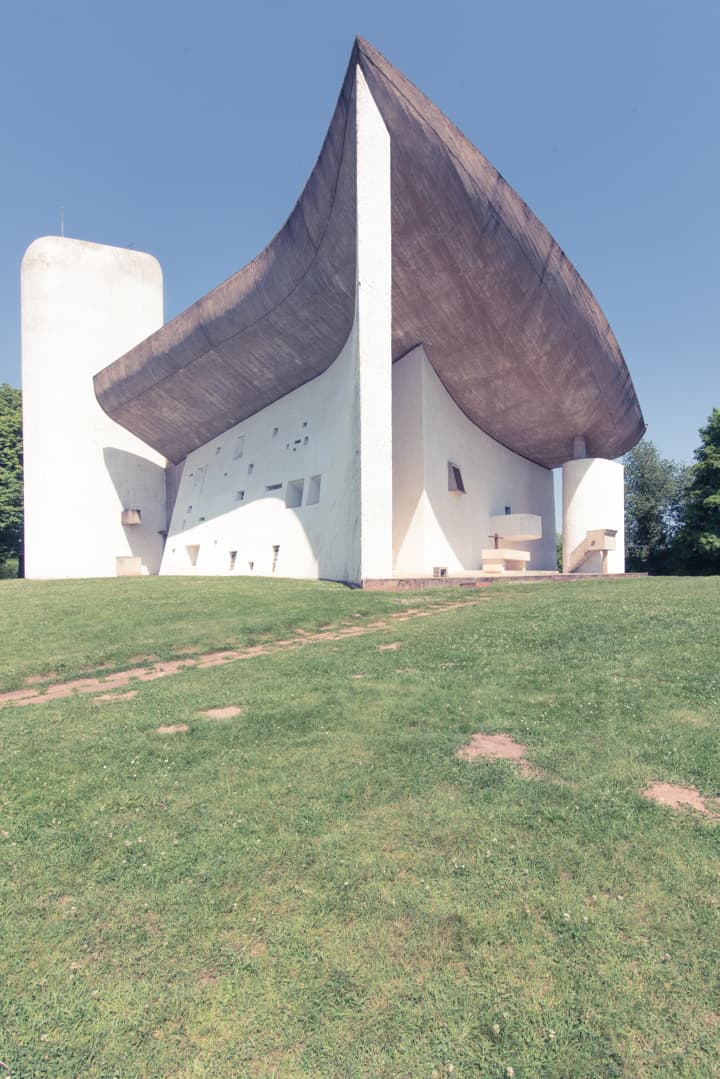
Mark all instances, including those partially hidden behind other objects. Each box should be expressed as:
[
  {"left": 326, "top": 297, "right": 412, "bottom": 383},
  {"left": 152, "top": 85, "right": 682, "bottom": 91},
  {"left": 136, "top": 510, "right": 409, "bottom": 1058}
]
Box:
[
  {"left": 194, "top": 465, "right": 207, "bottom": 491},
  {"left": 233, "top": 436, "right": 245, "bottom": 459},
  {"left": 248, "top": 560, "right": 254, "bottom": 572},
  {"left": 272, "top": 427, "right": 278, "bottom": 438},
  {"left": 265, "top": 483, "right": 283, "bottom": 492},
  {"left": 215, "top": 445, "right": 222, "bottom": 455},
  {"left": 285, "top": 479, "right": 304, "bottom": 509},
  {"left": 306, "top": 474, "right": 321, "bottom": 505},
  {"left": 505, "top": 505, "right": 512, "bottom": 515},
  {"left": 271, "top": 545, "right": 280, "bottom": 573},
  {"left": 247, "top": 462, "right": 254, "bottom": 475},
  {"left": 186, "top": 544, "right": 200, "bottom": 567},
  {"left": 235, "top": 490, "right": 245, "bottom": 502},
  {"left": 448, "top": 462, "right": 466, "bottom": 493},
  {"left": 229, "top": 550, "right": 237, "bottom": 571}
]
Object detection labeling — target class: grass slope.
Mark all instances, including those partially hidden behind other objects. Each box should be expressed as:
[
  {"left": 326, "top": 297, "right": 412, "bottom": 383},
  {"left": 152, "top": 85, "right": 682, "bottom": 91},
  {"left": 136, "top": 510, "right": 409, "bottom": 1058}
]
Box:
[{"left": 1, "top": 577, "right": 719, "bottom": 1077}]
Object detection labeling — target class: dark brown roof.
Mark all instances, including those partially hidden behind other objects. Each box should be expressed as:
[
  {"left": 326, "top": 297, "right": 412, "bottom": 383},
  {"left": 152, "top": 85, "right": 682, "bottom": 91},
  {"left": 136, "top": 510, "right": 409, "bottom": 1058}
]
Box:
[{"left": 94, "top": 37, "right": 644, "bottom": 467}]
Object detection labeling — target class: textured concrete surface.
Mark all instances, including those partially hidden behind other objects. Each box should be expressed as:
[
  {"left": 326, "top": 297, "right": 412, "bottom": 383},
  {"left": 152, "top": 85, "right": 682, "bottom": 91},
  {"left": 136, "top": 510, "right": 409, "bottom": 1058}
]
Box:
[{"left": 94, "top": 38, "right": 645, "bottom": 470}]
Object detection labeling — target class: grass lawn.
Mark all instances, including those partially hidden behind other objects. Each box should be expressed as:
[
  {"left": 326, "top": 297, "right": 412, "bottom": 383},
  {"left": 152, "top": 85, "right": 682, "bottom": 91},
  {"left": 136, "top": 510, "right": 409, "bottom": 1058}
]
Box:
[{"left": 1, "top": 576, "right": 719, "bottom": 1077}]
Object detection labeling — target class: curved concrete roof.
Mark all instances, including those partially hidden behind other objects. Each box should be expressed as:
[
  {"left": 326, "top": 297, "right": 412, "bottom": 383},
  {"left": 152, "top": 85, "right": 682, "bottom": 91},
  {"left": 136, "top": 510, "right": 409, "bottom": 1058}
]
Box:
[{"left": 94, "top": 38, "right": 645, "bottom": 468}]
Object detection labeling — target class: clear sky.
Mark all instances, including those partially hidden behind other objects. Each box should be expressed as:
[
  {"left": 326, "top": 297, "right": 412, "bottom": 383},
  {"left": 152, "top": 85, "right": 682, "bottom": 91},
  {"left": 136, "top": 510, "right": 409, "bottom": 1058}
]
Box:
[{"left": 1, "top": 0, "right": 717, "bottom": 466}]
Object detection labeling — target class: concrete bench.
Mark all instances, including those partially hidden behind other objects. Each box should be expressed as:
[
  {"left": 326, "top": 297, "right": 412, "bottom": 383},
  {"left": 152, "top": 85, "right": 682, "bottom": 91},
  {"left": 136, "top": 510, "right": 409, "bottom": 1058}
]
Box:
[{"left": 481, "top": 547, "right": 532, "bottom": 573}]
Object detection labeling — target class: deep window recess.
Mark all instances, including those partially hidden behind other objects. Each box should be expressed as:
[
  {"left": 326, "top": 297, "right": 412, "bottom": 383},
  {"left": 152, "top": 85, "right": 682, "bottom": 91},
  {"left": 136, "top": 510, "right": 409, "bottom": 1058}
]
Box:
[
  {"left": 306, "top": 475, "right": 321, "bottom": 505},
  {"left": 505, "top": 505, "right": 512, "bottom": 515},
  {"left": 235, "top": 490, "right": 245, "bottom": 502},
  {"left": 186, "top": 544, "right": 200, "bottom": 567},
  {"left": 233, "top": 436, "right": 245, "bottom": 459},
  {"left": 265, "top": 483, "right": 283, "bottom": 492},
  {"left": 448, "top": 462, "right": 466, "bottom": 493},
  {"left": 229, "top": 550, "right": 237, "bottom": 571},
  {"left": 247, "top": 463, "right": 254, "bottom": 475},
  {"left": 271, "top": 545, "right": 280, "bottom": 573},
  {"left": 285, "top": 479, "right": 304, "bottom": 509},
  {"left": 194, "top": 465, "right": 207, "bottom": 492}
]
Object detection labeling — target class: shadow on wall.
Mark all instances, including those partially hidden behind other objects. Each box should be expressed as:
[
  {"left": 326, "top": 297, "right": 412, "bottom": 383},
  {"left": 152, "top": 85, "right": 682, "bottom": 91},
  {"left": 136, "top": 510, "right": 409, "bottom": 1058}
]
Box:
[{"left": 103, "top": 447, "right": 167, "bottom": 573}]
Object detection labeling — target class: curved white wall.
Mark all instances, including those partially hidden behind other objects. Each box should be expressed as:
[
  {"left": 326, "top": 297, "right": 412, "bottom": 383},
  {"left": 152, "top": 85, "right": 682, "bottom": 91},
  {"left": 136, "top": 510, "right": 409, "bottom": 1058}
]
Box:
[
  {"left": 22, "top": 237, "right": 166, "bottom": 578},
  {"left": 562, "top": 457, "right": 625, "bottom": 573},
  {"left": 393, "top": 346, "right": 557, "bottom": 574}
]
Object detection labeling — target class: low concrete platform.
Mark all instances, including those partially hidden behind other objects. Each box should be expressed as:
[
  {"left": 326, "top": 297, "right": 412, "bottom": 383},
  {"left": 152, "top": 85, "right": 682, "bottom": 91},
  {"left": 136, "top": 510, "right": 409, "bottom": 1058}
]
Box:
[{"left": 362, "top": 572, "right": 648, "bottom": 590}]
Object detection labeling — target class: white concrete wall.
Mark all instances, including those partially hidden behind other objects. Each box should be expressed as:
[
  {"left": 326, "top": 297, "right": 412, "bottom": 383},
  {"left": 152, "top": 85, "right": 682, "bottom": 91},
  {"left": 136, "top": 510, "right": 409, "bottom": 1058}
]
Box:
[
  {"left": 22, "top": 236, "right": 166, "bottom": 578},
  {"left": 562, "top": 457, "right": 625, "bottom": 573},
  {"left": 355, "top": 66, "right": 393, "bottom": 580},
  {"left": 160, "top": 323, "right": 363, "bottom": 581},
  {"left": 392, "top": 346, "right": 556, "bottom": 574},
  {"left": 161, "top": 66, "right": 394, "bottom": 586}
]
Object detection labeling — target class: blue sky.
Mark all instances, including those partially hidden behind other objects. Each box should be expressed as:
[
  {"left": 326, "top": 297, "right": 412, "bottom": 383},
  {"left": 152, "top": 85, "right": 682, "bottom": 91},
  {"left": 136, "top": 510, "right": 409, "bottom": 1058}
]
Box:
[{"left": 1, "top": 0, "right": 717, "bottom": 466}]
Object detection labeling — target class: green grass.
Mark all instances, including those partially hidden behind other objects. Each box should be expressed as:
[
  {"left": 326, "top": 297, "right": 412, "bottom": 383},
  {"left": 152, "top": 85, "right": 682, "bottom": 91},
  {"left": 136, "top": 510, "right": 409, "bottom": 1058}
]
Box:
[
  {"left": 0, "top": 575, "right": 472, "bottom": 693},
  {"left": 1, "top": 577, "right": 719, "bottom": 1076}
]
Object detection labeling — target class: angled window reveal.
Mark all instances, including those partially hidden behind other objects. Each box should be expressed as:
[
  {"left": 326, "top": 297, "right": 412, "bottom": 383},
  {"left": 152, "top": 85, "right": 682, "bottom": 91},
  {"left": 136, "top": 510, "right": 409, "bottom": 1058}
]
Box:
[
  {"left": 448, "top": 462, "right": 466, "bottom": 493},
  {"left": 285, "top": 479, "right": 304, "bottom": 508},
  {"left": 186, "top": 544, "right": 200, "bottom": 567},
  {"left": 265, "top": 483, "right": 283, "bottom": 492},
  {"left": 235, "top": 490, "right": 245, "bottom": 502},
  {"left": 271, "top": 545, "right": 280, "bottom": 573},
  {"left": 229, "top": 550, "right": 237, "bottom": 571},
  {"left": 306, "top": 475, "right": 321, "bottom": 505},
  {"left": 233, "top": 436, "right": 245, "bottom": 459}
]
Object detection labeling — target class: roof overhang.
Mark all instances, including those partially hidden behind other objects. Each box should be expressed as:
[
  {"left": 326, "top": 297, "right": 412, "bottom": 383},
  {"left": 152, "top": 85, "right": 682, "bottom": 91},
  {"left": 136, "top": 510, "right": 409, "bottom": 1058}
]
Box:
[{"left": 94, "top": 38, "right": 645, "bottom": 467}]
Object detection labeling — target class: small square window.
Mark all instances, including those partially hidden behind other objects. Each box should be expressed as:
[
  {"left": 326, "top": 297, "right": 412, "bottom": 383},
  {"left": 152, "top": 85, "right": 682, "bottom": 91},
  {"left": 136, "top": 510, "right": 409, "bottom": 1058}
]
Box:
[
  {"left": 236, "top": 490, "right": 245, "bottom": 502},
  {"left": 306, "top": 474, "right": 321, "bottom": 505},
  {"left": 285, "top": 479, "right": 304, "bottom": 508}
]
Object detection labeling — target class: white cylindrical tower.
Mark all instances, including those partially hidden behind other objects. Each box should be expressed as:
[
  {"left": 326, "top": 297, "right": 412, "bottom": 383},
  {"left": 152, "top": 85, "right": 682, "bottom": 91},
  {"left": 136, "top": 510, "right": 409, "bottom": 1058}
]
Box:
[
  {"left": 22, "top": 236, "right": 166, "bottom": 578},
  {"left": 562, "top": 458, "right": 624, "bottom": 574}
]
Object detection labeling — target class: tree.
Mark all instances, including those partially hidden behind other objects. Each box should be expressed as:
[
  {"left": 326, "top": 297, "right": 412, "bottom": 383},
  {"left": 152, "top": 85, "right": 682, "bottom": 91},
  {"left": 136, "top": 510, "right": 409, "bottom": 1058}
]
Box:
[
  {"left": 677, "top": 408, "right": 720, "bottom": 574},
  {"left": 0, "top": 384, "right": 23, "bottom": 572},
  {"left": 623, "top": 439, "right": 688, "bottom": 573}
]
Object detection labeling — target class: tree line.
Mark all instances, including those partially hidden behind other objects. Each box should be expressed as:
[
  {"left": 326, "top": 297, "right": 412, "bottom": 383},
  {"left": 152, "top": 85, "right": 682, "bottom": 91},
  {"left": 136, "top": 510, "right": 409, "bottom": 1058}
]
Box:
[
  {"left": 623, "top": 408, "right": 720, "bottom": 574},
  {"left": 0, "top": 383, "right": 718, "bottom": 576}
]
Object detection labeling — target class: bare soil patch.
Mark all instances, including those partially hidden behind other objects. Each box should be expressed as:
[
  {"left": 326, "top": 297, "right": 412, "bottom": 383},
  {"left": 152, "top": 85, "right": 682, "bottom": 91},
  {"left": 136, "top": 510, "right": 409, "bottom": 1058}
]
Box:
[
  {"left": 456, "top": 732, "right": 538, "bottom": 778},
  {"left": 95, "top": 690, "right": 137, "bottom": 703},
  {"left": 377, "top": 642, "right": 402, "bottom": 651},
  {"left": 642, "top": 782, "right": 719, "bottom": 820},
  {"left": 202, "top": 705, "right": 243, "bottom": 719},
  {"left": 156, "top": 724, "right": 189, "bottom": 735}
]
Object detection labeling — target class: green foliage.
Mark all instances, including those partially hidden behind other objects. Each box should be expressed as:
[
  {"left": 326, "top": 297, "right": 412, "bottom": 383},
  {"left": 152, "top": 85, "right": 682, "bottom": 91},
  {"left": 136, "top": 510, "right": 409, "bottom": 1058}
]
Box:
[
  {"left": 677, "top": 408, "right": 720, "bottom": 574},
  {"left": 1, "top": 577, "right": 719, "bottom": 1076},
  {"left": 0, "top": 383, "right": 23, "bottom": 570},
  {"left": 623, "top": 439, "right": 688, "bottom": 573}
]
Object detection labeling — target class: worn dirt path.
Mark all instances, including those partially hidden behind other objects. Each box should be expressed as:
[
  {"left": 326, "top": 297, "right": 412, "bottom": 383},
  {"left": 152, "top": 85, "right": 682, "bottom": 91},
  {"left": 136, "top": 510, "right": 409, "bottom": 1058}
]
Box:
[{"left": 0, "top": 600, "right": 484, "bottom": 709}]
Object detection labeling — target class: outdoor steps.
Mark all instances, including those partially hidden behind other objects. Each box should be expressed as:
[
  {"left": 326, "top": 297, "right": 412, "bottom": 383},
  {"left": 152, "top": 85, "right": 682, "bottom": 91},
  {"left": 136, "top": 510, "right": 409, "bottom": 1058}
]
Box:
[{"left": 566, "top": 528, "right": 617, "bottom": 574}]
